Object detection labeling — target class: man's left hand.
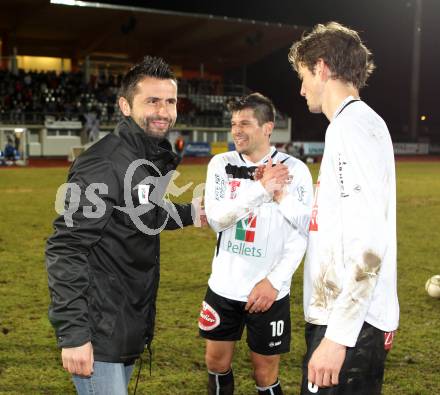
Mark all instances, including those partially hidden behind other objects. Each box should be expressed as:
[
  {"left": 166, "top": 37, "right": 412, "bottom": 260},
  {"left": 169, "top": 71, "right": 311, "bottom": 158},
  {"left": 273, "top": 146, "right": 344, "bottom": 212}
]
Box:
[
  {"left": 245, "top": 278, "right": 278, "bottom": 313},
  {"left": 308, "top": 337, "right": 346, "bottom": 388}
]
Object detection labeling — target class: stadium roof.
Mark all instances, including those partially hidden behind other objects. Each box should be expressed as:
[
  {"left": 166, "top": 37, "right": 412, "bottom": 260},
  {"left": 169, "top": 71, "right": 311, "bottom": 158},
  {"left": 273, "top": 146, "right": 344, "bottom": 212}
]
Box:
[{"left": 0, "top": 0, "right": 306, "bottom": 72}]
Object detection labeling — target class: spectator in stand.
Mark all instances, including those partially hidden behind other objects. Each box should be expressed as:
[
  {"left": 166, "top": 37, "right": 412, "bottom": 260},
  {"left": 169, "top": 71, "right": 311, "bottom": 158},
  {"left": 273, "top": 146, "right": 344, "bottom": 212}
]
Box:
[{"left": 4, "top": 136, "right": 16, "bottom": 162}]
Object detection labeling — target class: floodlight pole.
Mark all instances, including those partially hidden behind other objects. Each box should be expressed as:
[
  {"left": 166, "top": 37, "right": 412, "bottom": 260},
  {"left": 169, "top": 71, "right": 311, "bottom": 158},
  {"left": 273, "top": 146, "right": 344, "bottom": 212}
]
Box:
[{"left": 410, "top": 0, "right": 422, "bottom": 141}]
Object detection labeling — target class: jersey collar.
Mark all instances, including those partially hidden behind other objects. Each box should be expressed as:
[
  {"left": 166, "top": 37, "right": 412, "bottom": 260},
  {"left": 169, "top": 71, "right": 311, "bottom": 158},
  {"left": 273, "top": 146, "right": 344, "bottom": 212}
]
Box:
[
  {"left": 331, "top": 95, "right": 356, "bottom": 121},
  {"left": 239, "top": 146, "right": 278, "bottom": 165}
]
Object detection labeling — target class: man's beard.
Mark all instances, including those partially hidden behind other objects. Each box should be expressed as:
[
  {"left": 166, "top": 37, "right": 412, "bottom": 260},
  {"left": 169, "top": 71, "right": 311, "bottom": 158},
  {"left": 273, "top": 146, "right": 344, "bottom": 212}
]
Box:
[{"left": 136, "top": 115, "right": 175, "bottom": 141}]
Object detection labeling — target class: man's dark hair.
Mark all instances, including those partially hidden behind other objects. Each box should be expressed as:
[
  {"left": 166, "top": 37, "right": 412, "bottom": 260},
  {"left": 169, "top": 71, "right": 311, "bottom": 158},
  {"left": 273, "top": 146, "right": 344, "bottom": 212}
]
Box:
[
  {"left": 118, "top": 56, "right": 176, "bottom": 106},
  {"left": 228, "top": 93, "right": 276, "bottom": 126},
  {"left": 288, "top": 21, "right": 375, "bottom": 89}
]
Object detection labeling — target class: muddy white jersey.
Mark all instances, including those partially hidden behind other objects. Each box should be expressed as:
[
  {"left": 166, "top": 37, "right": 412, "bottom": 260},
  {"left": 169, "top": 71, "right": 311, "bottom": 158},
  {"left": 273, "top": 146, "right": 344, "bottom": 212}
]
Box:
[
  {"left": 204, "top": 147, "right": 313, "bottom": 302},
  {"left": 304, "top": 96, "right": 399, "bottom": 347}
]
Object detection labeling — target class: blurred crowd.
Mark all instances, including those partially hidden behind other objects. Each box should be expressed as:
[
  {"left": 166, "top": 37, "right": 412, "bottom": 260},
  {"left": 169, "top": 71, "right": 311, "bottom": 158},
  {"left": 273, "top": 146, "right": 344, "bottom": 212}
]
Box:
[
  {"left": 0, "top": 70, "right": 120, "bottom": 123},
  {"left": 0, "top": 70, "right": 282, "bottom": 128}
]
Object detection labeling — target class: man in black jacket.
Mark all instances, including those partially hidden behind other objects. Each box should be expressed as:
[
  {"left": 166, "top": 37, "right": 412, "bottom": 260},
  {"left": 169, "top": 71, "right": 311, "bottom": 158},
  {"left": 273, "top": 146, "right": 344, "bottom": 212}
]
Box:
[{"left": 46, "top": 56, "right": 201, "bottom": 394}]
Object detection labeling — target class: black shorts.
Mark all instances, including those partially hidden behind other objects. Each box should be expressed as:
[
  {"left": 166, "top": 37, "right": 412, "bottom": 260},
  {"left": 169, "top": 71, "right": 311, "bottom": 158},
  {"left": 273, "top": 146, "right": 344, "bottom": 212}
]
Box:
[
  {"left": 301, "top": 322, "right": 393, "bottom": 395},
  {"left": 198, "top": 287, "right": 291, "bottom": 355}
]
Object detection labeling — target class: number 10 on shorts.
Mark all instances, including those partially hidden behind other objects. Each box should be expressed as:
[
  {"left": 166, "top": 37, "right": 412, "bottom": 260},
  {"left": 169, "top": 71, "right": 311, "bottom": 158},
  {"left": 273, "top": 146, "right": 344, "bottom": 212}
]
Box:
[{"left": 270, "top": 320, "right": 284, "bottom": 337}]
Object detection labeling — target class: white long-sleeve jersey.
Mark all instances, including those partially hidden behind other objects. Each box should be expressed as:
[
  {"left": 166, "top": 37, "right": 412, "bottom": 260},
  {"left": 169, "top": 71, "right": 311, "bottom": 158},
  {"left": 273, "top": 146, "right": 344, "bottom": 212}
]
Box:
[
  {"left": 304, "top": 96, "right": 399, "bottom": 347},
  {"left": 205, "top": 147, "right": 313, "bottom": 302}
]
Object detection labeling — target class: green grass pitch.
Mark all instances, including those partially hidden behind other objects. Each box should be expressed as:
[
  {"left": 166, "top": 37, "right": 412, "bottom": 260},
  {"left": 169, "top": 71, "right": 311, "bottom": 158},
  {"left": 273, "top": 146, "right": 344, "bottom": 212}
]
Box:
[{"left": 0, "top": 162, "right": 439, "bottom": 394}]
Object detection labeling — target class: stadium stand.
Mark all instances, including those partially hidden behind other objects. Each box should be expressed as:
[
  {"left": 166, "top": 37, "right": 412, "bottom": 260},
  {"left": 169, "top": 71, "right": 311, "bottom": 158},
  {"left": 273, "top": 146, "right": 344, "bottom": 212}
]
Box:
[
  {"left": 0, "top": 1, "right": 303, "bottom": 161},
  {"left": 0, "top": 69, "right": 119, "bottom": 124},
  {"left": 0, "top": 69, "right": 289, "bottom": 129}
]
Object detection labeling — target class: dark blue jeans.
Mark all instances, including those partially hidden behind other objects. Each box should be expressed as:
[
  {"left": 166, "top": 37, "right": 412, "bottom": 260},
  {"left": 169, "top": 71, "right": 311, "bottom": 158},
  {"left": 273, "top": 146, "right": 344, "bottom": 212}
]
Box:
[{"left": 72, "top": 361, "right": 134, "bottom": 395}]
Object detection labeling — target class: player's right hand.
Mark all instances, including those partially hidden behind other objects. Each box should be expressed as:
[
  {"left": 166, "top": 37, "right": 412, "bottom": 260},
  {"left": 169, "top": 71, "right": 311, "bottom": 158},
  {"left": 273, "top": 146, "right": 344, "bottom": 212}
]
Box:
[
  {"left": 259, "top": 158, "right": 290, "bottom": 194},
  {"left": 62, "top": 341, "right": 94, "bottom": 377},
  {"left": 245, "top": 278, "right": 278, "bottom": 313},
  {"left": 308, "top": 337, "right": 346, "bottom": 387}
]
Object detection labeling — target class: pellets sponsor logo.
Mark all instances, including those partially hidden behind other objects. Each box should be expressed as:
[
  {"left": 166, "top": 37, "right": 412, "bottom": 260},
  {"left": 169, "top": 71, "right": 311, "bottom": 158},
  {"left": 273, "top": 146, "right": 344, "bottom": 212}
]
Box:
[
  {"left": 235, "top": 214, "right": 256, "bottom": 242},
  {"left": 226, "top": 241, "right": 263, "bottom": 257},
  {"left": 198, "top": 301, "right": 220, "bottom": 331},
  {"left": 226, "top": 214, "right": 263, "bottom": 257}
]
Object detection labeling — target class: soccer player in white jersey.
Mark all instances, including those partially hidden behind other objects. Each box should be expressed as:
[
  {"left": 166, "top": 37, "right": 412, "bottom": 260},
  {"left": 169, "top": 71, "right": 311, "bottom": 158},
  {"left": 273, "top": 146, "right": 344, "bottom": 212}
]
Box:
[
  {"left": 288, "top": 22, "right": 399, "bottom": 394},
  {"left": 198, "top": 93, "right": 313, "bottom": 394}
]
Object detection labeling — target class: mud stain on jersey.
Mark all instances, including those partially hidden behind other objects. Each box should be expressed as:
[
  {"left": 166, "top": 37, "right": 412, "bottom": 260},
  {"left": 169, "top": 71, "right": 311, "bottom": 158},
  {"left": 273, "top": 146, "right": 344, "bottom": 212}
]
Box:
[
  {"left": 312, "top": 273, "right": 327, "bottom": 309},
  {"left": 342, "top": 250, "right": 382, "bottom": 320},
  {"left": 216, "top": 213, "right": 239, "bottom": 229},
  {"left": 355, "top": 251, "right": 381, "bottom": 282},
  {"left": 311, "top": 256, "right": 341, "bottom": 309},
  {"left": 310, "top": 250, "right": 382, "bottom": 322}
]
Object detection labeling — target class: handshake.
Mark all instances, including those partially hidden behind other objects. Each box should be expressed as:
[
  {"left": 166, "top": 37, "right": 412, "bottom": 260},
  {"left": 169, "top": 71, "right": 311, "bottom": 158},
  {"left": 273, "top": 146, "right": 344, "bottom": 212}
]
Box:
[
  {"left": 253, "top": 158, "right": 292, "bottom": 202},
  {"left": 192, "top": 157, "right": 291, "bottom": 227}
]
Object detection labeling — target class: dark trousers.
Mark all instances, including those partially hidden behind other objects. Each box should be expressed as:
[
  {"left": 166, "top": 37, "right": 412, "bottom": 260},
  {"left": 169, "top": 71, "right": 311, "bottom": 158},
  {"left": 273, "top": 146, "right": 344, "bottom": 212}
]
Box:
[{"left": 301, "top": 322, "right": 390, "bottom": 395}]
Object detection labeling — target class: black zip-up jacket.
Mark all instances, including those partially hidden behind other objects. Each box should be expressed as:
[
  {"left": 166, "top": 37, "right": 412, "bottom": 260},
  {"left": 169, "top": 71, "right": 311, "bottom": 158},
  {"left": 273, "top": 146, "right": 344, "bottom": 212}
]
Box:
[{"left": 46, "top": 117, "right": 193, "bottom": 363}]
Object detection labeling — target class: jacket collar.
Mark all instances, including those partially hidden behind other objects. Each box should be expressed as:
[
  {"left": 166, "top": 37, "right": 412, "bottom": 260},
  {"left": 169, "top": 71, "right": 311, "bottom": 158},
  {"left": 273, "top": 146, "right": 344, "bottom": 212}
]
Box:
[{"left": 116, "top": 116, "right": 180, "bottom": 172}]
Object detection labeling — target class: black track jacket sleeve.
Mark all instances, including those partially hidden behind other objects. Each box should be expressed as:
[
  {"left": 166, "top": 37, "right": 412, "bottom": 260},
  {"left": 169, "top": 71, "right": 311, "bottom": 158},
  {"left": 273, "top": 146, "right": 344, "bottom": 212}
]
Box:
[
  {"left": 46, "top": 157, "right": 120, "bottom": 348},
  {"left": 159, "top": 202, "right": 194, "bottom": 230}
]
